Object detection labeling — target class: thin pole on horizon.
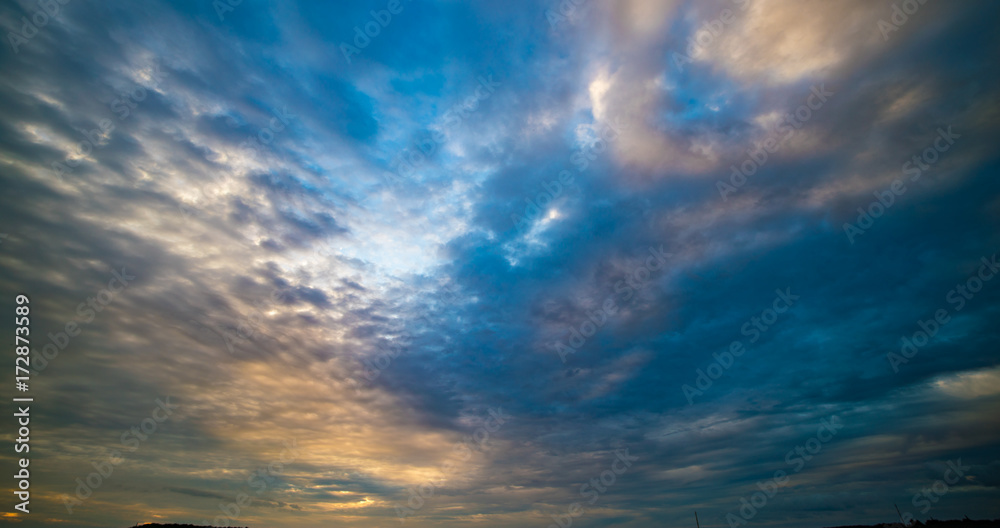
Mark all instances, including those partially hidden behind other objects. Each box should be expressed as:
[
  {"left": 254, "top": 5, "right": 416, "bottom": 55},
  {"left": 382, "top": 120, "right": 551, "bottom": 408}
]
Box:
[
  {"left": 895, "top": 503, "right": 906, "bottom": 526},
  {"left": 695, "top": 510, "right": 701, "bottom": 528}
]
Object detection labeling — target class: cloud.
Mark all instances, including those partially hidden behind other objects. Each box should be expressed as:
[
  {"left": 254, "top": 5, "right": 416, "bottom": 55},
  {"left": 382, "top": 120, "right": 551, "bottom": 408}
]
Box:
[{"left": 1, "top": 0, "right": 999, "bottom": 526}]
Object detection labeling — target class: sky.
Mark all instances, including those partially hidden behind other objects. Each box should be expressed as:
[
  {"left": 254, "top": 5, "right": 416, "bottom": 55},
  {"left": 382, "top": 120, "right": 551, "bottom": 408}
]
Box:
[{"left": 1, "top": 0, "right": 999, "bottom": 527}]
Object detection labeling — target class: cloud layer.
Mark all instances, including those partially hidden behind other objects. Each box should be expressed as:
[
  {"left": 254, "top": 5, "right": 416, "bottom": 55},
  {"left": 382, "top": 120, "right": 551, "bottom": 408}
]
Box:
[{"left": 1, "top": 0, "right": 999, "bottom": 526}]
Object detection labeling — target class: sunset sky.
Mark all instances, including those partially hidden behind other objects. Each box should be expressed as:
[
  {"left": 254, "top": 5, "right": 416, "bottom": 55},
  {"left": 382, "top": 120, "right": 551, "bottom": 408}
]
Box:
[{"left": 1, "top": 0, "right": 999, "bottom": 527}]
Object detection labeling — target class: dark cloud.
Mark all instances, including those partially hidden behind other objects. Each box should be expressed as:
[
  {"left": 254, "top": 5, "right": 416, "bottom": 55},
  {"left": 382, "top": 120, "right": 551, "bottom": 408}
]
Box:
[{"left": 1, "top": 0, "right": 999, "bottom": 527}]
